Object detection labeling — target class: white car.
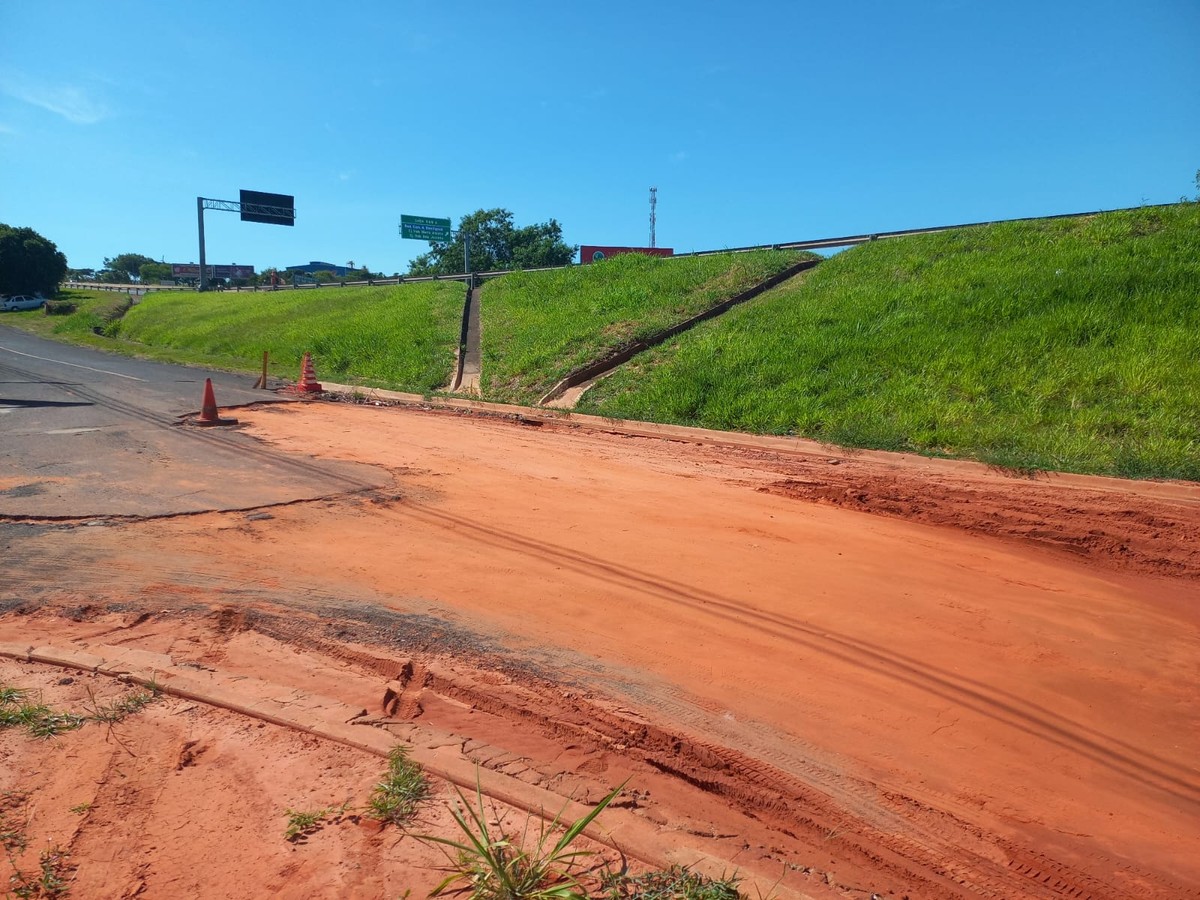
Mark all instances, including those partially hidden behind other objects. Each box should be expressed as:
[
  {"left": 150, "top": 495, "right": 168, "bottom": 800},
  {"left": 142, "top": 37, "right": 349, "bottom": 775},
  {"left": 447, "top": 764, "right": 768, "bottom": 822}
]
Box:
[{"left": 0, "top": 294, "right": 46, "bottom": 311}]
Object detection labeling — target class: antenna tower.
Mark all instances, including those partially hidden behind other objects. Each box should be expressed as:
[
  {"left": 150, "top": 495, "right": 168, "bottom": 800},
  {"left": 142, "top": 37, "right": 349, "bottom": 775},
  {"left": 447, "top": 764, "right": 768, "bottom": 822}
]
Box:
[{"left": 649, "top": 186, "right": 657, "bottom": 248}]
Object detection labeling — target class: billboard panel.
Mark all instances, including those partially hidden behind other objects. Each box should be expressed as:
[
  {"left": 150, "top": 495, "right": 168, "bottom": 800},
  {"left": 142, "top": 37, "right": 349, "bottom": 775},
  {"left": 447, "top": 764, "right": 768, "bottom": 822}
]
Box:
[
  {"left": 580, "top": 245, "right": 674, "bottom": 264},
  {"left": 240, "top": 190, "right": 295, "bottom": 226},
  {"left": 171, "top": 264, "right": 255, "bottom": 280}
]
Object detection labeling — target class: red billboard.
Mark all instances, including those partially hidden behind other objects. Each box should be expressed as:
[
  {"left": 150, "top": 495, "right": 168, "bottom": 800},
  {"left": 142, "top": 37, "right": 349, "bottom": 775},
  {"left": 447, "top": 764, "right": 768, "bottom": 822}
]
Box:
[{"left": 580, "top": 245, "right": 674, "bottom": 264}]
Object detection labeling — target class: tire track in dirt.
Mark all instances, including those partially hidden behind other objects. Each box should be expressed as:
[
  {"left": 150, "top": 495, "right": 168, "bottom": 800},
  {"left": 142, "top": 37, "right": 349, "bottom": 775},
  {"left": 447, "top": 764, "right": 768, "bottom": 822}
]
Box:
[
  {"left": 7, "top": 593, "right": 1195, "bottom": 900},
  {"left": 392, "top": 502, "right": 1200, "bottom": 807},
  {"left": 231, "top": 603, "right": 1195, "bottom": 900}
]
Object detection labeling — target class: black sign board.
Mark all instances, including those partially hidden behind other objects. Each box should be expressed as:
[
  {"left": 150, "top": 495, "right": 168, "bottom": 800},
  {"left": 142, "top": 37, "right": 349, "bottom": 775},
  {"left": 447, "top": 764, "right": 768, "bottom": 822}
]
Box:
[{"left": 239, "top": 190, "right": 295, "bottom": 226}]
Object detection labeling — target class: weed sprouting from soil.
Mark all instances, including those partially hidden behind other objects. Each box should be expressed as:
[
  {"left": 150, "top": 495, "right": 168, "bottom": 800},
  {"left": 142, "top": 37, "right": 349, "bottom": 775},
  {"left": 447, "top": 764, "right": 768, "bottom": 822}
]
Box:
[
  {"left": 421, "top": 777, "right": 626, "bottom": 900},
  {"left": 601, "top": 865, "right": 742, "bottom": 900},
  {"left": 3, "top": 794, "right": 74, "bottom": 898},
  {"left": 1, "top": 684, "right": 82, "bottom": 738},
  {"left": 8, "top": 846, "right": 74, "bottom": 898},
  {"left": 368, "top": 747, "right": 431, "bottom": 826},
  {"left": 0, "top": 681, "right": 161, "bottom": 742},
  {"left": 284, "top": 807, "right": 338, "bottom": 842},
  {"left": 0, "top": 798, "right": 28, "bottom": 854},
  {"left": 0, "top": 686, "right": 31, "bottom": 707},
  {"left": 83, "top": 685, "right": 160, "bottom": 725},
  {"left": 279, "top": 746, "right": 428, "bottom": 842}
]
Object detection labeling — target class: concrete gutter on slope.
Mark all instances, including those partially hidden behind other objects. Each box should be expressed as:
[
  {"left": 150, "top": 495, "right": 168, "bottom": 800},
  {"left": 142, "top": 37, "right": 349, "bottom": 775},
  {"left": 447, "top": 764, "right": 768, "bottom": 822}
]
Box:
[{"left": 537, "top": 257, "right": 821, "bottom": 407}]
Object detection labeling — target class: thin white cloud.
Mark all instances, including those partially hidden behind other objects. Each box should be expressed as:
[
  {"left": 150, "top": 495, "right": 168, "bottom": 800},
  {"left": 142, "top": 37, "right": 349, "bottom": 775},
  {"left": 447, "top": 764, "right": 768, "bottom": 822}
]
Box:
[
  {"left": 671, "top": 150, "right": 688, "bottom": 162},
  {"left": 0, "top": 75, "right": 109, "bottom": 124},
  {"left": 0, "top": 122, "right": 16, "bottom": 135}
]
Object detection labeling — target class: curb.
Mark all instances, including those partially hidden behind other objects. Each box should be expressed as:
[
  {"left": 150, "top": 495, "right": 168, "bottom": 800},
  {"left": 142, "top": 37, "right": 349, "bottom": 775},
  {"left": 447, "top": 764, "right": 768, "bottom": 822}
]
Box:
[{"left": 304, "top": 384, "right": 1200, "bottom": 505}]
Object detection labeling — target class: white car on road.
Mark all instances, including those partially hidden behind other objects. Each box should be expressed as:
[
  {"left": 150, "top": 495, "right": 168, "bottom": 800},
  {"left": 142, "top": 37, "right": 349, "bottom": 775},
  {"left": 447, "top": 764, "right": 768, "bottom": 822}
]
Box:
[{"left": 0, "top": 294, "right": 46, "bottom": 311}]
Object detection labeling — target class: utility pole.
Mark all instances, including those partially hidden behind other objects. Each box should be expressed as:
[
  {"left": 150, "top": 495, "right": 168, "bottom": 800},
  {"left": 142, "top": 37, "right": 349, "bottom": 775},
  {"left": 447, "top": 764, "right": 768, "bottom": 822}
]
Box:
[
  {"left": 464, "top": 232, "right": 472, "bottom": 284},
  {"left": 649, "top": 186, "right": 658, "bottom": 249}
]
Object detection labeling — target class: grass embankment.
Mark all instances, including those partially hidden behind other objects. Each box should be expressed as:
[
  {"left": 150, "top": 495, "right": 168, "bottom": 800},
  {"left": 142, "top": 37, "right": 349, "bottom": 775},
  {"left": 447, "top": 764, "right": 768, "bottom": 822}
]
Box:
[
  {"left": 2, "top": 289, "right": 134, "bottom": 343},
  {"left": 580, "top": 204, "right": 1200, "bottom": 480},
  {"left": 480, "top": 250, "right": 812, "bottom": 404},
  {"left": 19, "top": 283, "right": 466, "bottom": 393}
]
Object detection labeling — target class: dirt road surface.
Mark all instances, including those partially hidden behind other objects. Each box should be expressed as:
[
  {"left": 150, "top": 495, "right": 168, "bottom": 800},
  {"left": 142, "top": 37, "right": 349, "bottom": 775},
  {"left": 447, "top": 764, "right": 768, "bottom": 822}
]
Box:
[{"left": 3, "top": 398, "right": 1198, "bottom": 899}]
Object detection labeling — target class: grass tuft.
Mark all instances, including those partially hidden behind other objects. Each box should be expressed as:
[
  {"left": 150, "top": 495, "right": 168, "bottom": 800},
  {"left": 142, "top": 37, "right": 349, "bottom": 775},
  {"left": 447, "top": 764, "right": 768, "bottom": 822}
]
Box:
[
  {"left": 84, "top": 688, "right": 160, "bottom": 725},
  {"left": 422, "top": 777, "right": 626, "bottom": 900},
  {"left": 602, "top": 865, "right": 742, "bottom": 900},
  {"left": 9, "top": 845, "right": 74, "bottom": 898},
  {"left": 0, "top": 691, "right": 85, "bottom": 739},
  {"left": 367, "top": 746, "right": 431, "bottom": 826},
  {"left": 284, "top": 807, "right": 335, "bottom": 842}
]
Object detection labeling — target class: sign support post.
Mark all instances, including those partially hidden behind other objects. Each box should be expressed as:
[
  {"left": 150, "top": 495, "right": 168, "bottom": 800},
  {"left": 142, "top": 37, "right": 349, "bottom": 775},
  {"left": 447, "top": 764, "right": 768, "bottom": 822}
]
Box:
[{"left": 197, "top": 198, "right": 207, "bottom": 292}]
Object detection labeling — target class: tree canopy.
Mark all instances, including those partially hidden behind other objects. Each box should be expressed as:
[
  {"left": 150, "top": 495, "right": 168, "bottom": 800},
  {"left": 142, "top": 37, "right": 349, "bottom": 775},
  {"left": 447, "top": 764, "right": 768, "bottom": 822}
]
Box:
[
  {"left": 0, "top": 224, "right": 67, "bottom": 297},
  {"left": 139, "top": 262, "right": 172, "bottom": 284},
  {"left": 102, "top": 252, "right": 157, "bottom": 282},
  {"left": 407, "top": 209, "right": 576, "bottom": 276}
]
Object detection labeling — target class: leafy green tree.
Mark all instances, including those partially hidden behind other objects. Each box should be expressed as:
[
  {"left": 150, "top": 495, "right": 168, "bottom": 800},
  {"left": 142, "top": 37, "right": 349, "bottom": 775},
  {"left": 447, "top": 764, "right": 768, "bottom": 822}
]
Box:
[
  {"left": 0, "top": 224, "right": 68, "bottom": 296},
  {"left": 102, "top": 252, "right": 156, "bottom": 282},
  {"left": 407, "top": 209, "right": 576, "bottom": 276},
  {"left": 139, "top": 262, "right": 172, "bottom": 283}
]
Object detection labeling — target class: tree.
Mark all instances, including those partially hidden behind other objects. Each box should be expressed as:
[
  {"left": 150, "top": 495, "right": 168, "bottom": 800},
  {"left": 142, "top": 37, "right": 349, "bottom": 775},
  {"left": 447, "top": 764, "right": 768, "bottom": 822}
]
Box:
[
  {"left": 0, "top": 224, "right": 68, "bottom": 297},
  {"left": 407, "top": 209, "right": 576, "bottom": 276},
  {"left": 102, "top": 252, "right": 156, "bottom": 282},
  {"left": 139, "top": 262, "right": 172, "bottom": 284}
]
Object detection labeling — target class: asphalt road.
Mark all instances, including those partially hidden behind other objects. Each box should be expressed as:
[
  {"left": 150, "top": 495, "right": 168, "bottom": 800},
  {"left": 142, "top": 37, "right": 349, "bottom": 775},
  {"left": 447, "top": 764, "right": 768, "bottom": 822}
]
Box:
[{"left": 0, "top": 327, "right": 386, "bottom": 517}]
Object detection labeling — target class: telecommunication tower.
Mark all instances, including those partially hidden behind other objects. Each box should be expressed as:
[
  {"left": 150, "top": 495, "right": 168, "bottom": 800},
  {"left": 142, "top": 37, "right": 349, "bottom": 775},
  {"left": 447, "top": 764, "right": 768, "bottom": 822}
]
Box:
[{"left": 649, "top": 186, "right": 657, "bottom": 249}]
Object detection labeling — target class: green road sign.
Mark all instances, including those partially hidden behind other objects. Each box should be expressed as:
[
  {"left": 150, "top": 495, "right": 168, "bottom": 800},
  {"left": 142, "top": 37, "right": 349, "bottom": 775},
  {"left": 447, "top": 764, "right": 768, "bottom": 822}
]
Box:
[{"left": 401, "top": 214, "right": 452, "bottom": 242}]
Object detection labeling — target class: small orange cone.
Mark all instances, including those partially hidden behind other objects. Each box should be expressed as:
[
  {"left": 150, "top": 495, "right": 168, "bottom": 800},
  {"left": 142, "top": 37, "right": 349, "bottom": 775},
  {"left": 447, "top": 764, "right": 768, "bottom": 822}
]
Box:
[
  {"left": 196, "top": 378, "right": 238, "bottom": 426},
  {"left": 296, "top": 352, "right": 324, "bottom": 393}
]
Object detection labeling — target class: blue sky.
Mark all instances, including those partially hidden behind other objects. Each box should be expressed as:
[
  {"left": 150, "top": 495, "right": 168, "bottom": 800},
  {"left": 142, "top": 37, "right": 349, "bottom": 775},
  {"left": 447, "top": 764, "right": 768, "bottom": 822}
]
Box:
[{"left": 2, "top": 1, "right": 1198, "bottom": 275}]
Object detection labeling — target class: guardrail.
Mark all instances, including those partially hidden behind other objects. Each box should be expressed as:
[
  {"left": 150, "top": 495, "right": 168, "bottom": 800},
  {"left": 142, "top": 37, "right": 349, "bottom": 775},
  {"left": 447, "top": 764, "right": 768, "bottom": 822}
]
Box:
[{"left": 61, "top": 201, "right": 1181, "bottom": 295}]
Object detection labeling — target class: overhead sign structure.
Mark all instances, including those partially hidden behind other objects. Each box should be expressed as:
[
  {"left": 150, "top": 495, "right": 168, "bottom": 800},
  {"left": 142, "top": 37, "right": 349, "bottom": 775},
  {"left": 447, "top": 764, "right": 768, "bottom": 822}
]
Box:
[
  {"left": 239, "top": 190, "right": 295, "bottom": 227},
  {"left": 195, "top": 189, "right": 296, "bottom": 290},
  {"left": 401, "top": 214, "right": 452, "bottom": 242}
]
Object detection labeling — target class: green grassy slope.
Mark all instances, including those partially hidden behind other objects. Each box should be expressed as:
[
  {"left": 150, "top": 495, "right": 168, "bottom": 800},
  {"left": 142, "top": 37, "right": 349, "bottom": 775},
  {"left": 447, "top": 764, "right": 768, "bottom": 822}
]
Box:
[
  {"left": 479, "top": 249, "right": 811, "bottom": 404},
  {"left": 579, "top": 204, "right": 1200, "bottom": 480},
  {"left": 108, "top": 282, "right": 465, "bottom": 393},
  {"left": 2, "top": 289, "right": 134, "bottom": 342}
]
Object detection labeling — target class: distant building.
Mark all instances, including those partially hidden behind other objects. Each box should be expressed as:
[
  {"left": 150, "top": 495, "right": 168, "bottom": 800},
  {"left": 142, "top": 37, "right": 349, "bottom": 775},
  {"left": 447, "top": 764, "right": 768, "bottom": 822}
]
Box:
[
  {"left": 286, "top": 261, "right": 351, "bottom": 277},
  {"left": 579, "top": 246, "right": 673, "bottom": 264}
]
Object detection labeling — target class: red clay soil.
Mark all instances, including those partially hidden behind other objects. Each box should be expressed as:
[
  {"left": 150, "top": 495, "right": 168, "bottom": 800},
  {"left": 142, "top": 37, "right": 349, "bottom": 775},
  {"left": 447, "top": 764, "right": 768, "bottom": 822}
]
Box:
[{"left": 2, "top": 400, "right": 1198, "bottom": 900}]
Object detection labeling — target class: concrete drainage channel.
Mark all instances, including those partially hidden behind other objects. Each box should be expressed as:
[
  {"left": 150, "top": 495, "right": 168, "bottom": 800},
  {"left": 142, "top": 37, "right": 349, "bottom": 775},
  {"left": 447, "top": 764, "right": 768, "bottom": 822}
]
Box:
[{"left": 0, "top": 641, "right": 804, "bottom": 899}]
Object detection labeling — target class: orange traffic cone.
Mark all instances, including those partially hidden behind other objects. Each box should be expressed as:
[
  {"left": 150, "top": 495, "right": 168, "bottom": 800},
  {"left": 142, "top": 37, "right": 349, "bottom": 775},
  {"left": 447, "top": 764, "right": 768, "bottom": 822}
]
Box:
[
  {"left": 296, "top": 352, "right": 324, "bottom": 393},
  {"left": 196, "top": 378, "right": 238, "bottom": 426}
]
